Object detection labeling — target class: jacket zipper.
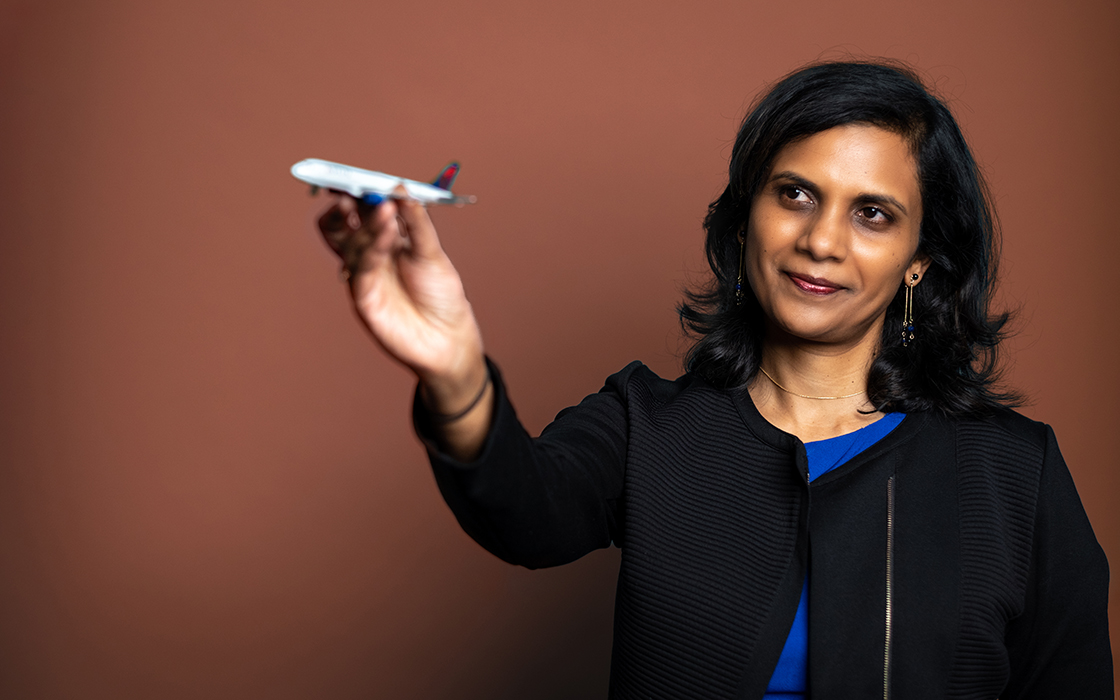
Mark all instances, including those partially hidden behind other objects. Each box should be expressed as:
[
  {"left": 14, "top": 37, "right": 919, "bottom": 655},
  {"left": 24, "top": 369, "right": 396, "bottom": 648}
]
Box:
[{"left": 884, "top": 475, "right": 895, "bottom": 700}]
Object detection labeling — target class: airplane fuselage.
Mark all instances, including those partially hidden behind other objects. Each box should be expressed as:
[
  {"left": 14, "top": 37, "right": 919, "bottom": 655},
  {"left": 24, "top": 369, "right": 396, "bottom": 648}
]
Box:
[{"left": 290, "top": 159, "right": 475, "bottom": 206}]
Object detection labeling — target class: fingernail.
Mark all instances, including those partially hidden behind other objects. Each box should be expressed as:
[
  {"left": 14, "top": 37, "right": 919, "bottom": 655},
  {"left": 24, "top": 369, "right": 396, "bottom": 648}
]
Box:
[{"left": 347, "top": 211, "right": 361, "bottom": 229}]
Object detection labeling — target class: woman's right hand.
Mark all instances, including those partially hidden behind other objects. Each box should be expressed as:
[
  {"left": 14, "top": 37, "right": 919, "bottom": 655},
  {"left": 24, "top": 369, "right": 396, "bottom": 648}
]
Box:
[{"left": 317, "top": 194, "right": 491, "bottom": 445}]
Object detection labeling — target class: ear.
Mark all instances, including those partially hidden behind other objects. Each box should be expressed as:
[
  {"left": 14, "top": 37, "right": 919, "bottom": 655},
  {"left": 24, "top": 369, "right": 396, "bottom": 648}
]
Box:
[{"left": 906, "top": 253, "right": 931, "bottom": 285}]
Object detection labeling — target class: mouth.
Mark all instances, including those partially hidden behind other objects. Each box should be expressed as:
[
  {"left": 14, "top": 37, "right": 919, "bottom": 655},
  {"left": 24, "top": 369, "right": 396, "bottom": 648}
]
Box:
[{"left": 785, "top": 272, "right": 845, "bottom": 295}]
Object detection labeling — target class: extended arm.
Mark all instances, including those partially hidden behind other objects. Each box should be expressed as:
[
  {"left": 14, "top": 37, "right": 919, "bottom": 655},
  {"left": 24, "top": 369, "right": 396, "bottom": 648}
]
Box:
[
  {"left": 318, "top": 194, "right": 631, "bottom": 567},
  {"left": 415, "top": 360, "right": 637, "bottom": 569}
]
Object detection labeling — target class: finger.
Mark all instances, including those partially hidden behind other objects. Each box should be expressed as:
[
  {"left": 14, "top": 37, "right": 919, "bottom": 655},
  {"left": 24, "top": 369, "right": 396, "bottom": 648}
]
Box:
[
  {"left": 339, "top": 195, "right": 362, "bottom": 230},
  {"left": 346, "top": 199, "right": 405, "bottom": 278},
  {"left": 318, "top": 195, "right": 363, "bottom": 255},
  {"left": 318, "top": 203, "right": 344, "bottom": 233},
  {"left": 395, "top": 195, "right": 443, "bottom": 260},
  {"left": 318, "top": 211, "right": 350, "bottom": 256},
  {"left": 365, "top": 198, "right": 402, "bottom": 255}
]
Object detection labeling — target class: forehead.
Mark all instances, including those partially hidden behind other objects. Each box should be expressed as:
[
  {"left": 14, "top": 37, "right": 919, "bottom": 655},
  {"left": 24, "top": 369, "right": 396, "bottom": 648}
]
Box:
[{"left": 770, "top": 124, "right": 920, "bottom": 206}]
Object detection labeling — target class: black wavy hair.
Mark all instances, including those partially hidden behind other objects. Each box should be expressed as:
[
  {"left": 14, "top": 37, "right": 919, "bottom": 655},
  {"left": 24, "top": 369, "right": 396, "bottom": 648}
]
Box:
[{"left": 679, "top": 60, "right": 1018, "bottom": 415}]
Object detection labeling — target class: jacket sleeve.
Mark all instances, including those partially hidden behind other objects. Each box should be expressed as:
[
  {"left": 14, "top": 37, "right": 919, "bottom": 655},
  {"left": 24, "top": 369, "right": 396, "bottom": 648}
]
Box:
[
  {"left": 1004, "top": 426, "right": 1113, "bottom": 698},
  {"left": 413, "top": 359, "right": 635, "bottom": 569}
]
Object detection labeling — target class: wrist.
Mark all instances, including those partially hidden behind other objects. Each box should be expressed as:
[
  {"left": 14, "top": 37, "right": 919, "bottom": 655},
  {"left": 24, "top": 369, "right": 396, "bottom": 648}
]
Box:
[
  {"left": 418, "top": 355, "right": 490, "bottom": 419},
  {"left": 423, "top": 365, "right": 491, "bottom": 424}
]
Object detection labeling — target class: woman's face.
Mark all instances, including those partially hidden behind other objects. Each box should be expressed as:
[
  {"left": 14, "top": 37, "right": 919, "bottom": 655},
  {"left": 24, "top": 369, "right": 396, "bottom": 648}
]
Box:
[{"left": 745, "top": 124, "right": 929, "bottom": 350}]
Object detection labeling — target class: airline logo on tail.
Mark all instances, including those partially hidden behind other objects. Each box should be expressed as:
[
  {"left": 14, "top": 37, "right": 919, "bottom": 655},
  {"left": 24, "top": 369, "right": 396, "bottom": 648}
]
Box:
[{"left": 431, "top": 163, "right": 460, "bottom": 191}]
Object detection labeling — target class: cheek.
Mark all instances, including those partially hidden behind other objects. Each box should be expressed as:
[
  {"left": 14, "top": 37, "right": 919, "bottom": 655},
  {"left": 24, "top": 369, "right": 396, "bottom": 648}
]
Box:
[
  {"left": 854, "top": 233, "right": 920, "bottom": 284},
  {"left": 744, "top": 210, "right": 783, "bottom": 269},
  {"left": 750, "top": 203, "right": 808, "bottom": 260},
  {"left": 743, "top": 235, "right": 778, "bottom": 303}
]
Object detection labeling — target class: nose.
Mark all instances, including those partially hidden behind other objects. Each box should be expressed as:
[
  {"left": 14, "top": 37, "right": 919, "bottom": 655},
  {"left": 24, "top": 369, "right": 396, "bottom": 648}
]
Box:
[{"left": 797, "top": 205, "right": 849, "bottom": 261}]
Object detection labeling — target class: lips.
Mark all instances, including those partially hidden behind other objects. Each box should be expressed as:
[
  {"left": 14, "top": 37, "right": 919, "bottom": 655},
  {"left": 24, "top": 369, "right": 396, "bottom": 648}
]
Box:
[{"left": 786, "top": 272, "right": 844, "bottom": 295}]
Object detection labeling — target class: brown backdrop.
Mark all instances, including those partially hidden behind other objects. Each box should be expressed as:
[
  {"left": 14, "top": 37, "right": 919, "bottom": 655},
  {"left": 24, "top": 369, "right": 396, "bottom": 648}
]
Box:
[{"left": 1, "top": 0, "right": 1117, "bottom": 696}]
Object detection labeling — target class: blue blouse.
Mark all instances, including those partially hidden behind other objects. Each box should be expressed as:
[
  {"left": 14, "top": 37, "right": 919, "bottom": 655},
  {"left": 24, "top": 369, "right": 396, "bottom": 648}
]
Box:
[{"left": 763, "top": 412, "right": 906, "bottom": 699}]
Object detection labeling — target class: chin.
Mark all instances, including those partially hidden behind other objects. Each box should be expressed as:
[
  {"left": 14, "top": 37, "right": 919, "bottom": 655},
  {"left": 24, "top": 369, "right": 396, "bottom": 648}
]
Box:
[
  {"left": 772, "top": 313, "right": 877, "bottom": 347},
  {"left": 772, "top": 323, "right": 839, "bottom": 345}
]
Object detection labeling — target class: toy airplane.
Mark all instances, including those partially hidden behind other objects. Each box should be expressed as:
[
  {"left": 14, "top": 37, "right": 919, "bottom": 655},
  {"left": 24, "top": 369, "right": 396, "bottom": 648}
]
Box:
[{"left": 290, "top": 158, "right": 477, "bottom": 206}]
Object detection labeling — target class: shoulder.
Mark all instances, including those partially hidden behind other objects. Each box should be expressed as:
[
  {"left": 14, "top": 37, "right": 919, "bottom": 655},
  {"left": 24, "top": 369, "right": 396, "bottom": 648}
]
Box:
[
  {"left": 602, "top": 360, "right": 728, "bottom": 410},
  {"left": 974, "top": 405, "right": 1051, "bottom": 442},
  {"left": 916, "top": 408, "right": 1059, "bottom": 527},
  {"left": 932, "top": 405, "right": 1054, "bottom": 460}
]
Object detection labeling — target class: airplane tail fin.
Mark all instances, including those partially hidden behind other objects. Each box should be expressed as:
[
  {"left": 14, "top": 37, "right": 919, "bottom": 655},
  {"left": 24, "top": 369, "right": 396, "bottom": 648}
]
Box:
[{"left": 432, "top": 162, "right": 460, "bottom": 190}]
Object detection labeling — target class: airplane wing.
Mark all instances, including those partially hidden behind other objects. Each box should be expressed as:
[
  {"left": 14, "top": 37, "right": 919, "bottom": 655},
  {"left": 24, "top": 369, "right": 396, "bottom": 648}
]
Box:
[{"left": 290, "top": 159, "right": 476, "bottom": 206}]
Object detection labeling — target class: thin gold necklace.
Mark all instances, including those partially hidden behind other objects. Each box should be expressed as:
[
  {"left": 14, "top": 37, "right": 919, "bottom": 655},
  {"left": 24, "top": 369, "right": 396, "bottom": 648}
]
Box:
[{"left": 758, "top": 366, "right": 865, "bottom": 400}]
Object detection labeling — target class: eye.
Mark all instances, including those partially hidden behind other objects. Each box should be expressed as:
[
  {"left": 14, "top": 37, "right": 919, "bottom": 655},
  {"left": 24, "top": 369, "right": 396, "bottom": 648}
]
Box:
[
  {"left": 780, "top": 185, "right": 809, "bottom": 201},
  {"left": 858, "top": 205, "right": 892, "bottom": 224}
]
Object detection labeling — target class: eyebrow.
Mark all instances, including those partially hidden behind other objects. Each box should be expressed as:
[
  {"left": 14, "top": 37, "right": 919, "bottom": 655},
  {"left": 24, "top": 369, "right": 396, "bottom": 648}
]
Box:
[{"left": 767, "top": 170, "right": 910, "bottom": 216}]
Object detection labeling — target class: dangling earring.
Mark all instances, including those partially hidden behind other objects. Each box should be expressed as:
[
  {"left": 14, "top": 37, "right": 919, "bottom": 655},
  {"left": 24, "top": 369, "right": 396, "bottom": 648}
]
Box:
[
  {"left": 902, "top": 273, "right": 918, "bottom": 347},
  {"left": 735, "top": 231, "right": 745, "bottom": 306}
]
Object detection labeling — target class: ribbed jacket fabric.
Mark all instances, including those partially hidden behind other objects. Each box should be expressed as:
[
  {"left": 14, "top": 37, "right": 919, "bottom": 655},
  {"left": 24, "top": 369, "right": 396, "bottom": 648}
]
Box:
[{"left": 415, "top": 360, "right": 1112, "bottom": 699}]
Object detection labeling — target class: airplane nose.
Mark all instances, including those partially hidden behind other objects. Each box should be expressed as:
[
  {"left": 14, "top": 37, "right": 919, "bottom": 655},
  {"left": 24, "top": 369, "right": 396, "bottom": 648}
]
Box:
[{"left": 292, "top": 160, "right": 329, "bottom": 178}]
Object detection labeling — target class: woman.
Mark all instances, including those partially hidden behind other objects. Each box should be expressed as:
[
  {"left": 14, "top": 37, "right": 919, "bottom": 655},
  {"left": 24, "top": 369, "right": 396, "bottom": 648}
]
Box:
[{"left": 318, "top": 62, "right": 1111, "bottom": 698}]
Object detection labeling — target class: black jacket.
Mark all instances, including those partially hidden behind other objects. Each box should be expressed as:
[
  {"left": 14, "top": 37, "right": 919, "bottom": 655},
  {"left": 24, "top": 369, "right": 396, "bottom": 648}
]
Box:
[{"left": 416, "top": 361, "right": 1112, "bottom": 699}]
